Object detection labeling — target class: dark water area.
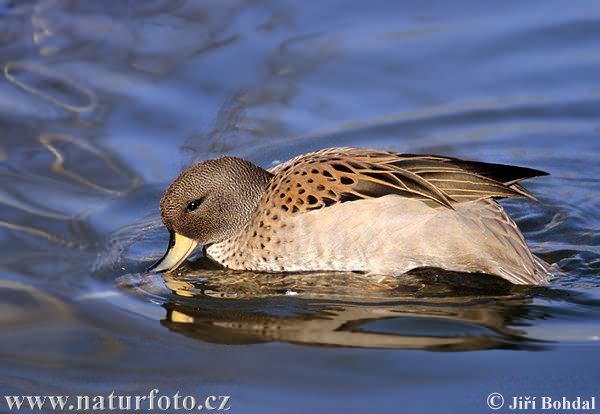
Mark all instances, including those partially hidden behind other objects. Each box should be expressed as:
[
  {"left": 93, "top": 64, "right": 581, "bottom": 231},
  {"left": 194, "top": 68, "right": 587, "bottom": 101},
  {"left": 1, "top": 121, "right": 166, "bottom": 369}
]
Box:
[{"left": 1, "top": 1, "right": 599, "bottom": 413}]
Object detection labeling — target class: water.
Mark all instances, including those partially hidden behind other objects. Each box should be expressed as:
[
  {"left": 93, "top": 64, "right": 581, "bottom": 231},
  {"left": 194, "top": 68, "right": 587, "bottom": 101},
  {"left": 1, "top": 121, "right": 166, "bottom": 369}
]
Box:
[{"left": 1, "top": 1, "right": 600, "bottom": 412}]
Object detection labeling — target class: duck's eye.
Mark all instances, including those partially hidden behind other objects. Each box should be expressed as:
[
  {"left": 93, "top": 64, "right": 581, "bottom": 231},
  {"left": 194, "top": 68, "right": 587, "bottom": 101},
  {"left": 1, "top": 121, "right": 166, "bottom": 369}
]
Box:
[{"left": 187, "top": 199, "right": 202, "bottom": 211}]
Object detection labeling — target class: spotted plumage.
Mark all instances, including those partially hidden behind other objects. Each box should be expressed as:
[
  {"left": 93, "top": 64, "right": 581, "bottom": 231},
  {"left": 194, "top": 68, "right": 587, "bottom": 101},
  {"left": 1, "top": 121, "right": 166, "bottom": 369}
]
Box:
[
  {"left": 151, "top": 147, "right": 550, "bottom": 285},
  {"left": 265, "top": 147, "right": 541, "bottom": 214}
]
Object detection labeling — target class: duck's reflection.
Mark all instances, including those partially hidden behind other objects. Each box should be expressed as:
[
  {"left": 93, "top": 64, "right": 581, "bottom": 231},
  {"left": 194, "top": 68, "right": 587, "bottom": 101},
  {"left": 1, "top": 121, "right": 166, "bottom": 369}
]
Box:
[{"left": 154, "top": 263, "right": 546, "bottom": 351}]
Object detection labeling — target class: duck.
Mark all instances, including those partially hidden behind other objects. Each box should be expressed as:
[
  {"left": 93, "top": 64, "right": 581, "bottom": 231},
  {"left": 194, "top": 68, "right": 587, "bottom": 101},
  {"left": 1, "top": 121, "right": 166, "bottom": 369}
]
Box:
[{"left": 149, "top": 147, "right": 550, "bottom": 285}]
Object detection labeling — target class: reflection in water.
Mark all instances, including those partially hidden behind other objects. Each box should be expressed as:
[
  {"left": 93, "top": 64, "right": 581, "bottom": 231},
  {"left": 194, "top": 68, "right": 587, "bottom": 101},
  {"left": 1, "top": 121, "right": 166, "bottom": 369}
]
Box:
[
  {"left": 4, "top": 61, "right": 97, "bottom": 113},
  {"left": 162, "top": 299, "right": 539, "bottom": 351},
  {"left": 0, "top": 132, "right": 140, "bottom": 253},
  {"left": 119, "top": 266, "right": 548, "bottom": 351},
  {"left": 38, "top": 133, "right": 141, "bottom": 196}
]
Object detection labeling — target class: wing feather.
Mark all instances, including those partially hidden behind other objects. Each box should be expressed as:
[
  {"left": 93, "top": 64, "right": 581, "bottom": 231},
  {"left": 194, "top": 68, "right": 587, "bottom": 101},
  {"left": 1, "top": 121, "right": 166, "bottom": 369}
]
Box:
[{"left": 265, "top": 148, "right": 547, "bottom": 215}]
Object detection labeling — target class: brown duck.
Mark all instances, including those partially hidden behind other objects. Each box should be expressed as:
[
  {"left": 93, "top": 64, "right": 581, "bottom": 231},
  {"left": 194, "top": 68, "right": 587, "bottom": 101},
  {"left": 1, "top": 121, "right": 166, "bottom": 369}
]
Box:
[{"left": 149, "top": 147, "right": 550, "bottom": 285}]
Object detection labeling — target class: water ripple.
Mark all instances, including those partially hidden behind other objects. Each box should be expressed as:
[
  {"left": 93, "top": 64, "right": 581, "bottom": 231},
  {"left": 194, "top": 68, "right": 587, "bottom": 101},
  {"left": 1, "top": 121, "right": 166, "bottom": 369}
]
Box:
[{"left": 4, "top": 61, "right": 97, "bottom": 113}]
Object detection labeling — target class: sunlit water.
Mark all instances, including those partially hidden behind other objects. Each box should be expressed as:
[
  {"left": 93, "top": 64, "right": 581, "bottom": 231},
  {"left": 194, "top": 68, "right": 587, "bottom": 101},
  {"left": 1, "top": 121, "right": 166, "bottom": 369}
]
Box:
[{"left": 1, "top": 1, "right": 599, "bottom": 412}]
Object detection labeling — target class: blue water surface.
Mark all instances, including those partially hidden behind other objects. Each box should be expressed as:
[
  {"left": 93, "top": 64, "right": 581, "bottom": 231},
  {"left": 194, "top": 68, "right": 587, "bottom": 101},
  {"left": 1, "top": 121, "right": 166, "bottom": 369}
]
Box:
[{"left": 1, "top": 1, "right": 599, "bottom": 413}]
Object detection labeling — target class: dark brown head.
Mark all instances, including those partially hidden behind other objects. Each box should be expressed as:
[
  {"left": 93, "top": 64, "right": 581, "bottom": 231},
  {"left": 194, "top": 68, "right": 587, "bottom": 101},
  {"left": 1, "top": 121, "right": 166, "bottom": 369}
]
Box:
[{"left": 149, "top": 156, "right": 272, "bottom": 272}]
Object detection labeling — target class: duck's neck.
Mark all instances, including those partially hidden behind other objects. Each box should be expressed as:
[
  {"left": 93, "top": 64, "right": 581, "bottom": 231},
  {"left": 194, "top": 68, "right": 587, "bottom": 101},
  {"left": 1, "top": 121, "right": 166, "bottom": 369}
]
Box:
[
  {"left": 212, "top": 160, "right": 273, "bottom": 242},
  {"left": 237, "top": 162, "right": 273, "bottom": 223},
  {"left": 204, "top": 163, "right": 273, "bottom": 267}
]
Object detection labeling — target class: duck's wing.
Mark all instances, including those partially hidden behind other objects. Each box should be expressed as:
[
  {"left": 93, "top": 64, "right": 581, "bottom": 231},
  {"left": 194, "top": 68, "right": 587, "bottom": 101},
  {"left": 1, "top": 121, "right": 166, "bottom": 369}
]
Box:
[
  {"left": 389, "top": 152, "right": 548, "bottom": 202},
  {"left": 267, "top": 147, "right": 548, "bottom": 213}
]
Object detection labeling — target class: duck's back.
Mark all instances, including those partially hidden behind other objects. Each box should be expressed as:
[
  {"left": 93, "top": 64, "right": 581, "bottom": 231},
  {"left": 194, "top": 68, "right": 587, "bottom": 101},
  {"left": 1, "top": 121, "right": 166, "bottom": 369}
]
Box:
[{"left": 206, "top": 148, "right": 550, "bottom": 285}]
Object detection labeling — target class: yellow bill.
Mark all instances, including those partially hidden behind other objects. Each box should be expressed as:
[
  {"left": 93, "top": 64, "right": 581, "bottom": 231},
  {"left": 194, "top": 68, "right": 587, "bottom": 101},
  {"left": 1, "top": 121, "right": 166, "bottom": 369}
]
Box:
[{"left": 148, "top": 231, "right": 198, "bottom": 273}]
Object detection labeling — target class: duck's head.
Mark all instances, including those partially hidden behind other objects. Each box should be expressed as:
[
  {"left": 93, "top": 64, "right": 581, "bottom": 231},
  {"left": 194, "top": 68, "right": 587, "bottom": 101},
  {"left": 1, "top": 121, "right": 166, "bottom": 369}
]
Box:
[{"left": 148, "top": 156, "right": 272, "bottom": 273}]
